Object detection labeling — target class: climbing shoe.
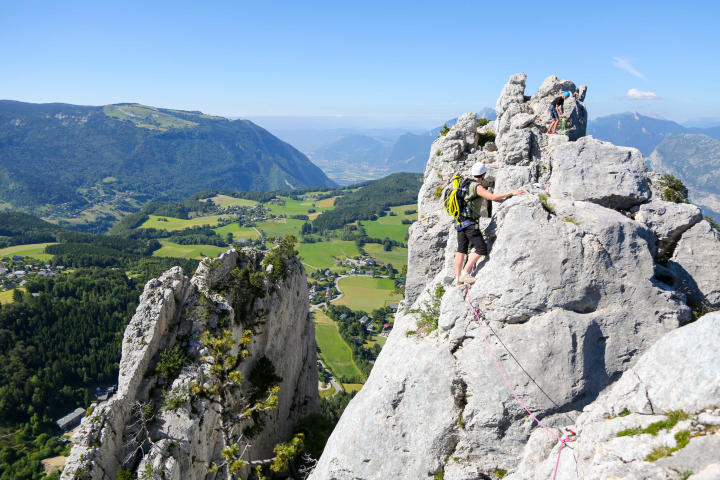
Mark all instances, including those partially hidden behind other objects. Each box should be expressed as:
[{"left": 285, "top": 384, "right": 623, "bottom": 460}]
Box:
[{"left": 459, "top": 273, "right": 476, "bottom": 285}]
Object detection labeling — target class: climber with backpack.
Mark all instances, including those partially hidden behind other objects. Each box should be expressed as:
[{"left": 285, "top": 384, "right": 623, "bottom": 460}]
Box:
[
  {"left": 548, "top": 90, "right": 571, "bottom": 134},
  {"left": 444, "top": 162, "right": 525, "bottom": 286}
]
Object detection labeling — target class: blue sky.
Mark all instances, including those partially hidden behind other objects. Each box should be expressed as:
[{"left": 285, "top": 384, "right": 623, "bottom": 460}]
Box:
[{"left": 1, "top": 1, "right": 718, "bottom": 128}]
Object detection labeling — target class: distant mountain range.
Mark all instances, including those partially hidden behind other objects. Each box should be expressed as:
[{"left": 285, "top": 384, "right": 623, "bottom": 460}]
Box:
[
  {"left": 588, "top": 112, "right": 720, "bottom": 155},
  {"left": 587, "top": 112, "right": 720, "bottom": 222},
  {"left": 648, "top": 134, "right": 720, "bottom": 219},
  {"left": 294, "top": 108, "right": 495, "bottom": 184},
  {"left": 0, "top": 100, "right": 335, "bottom": 223}
]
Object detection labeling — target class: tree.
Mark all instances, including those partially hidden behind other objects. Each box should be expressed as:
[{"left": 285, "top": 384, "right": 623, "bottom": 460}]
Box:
[
  {"left": 12, "top": 289, "right": 23, "bottom": 303},
  {"left": 301, "top": 222, "right": 312, "bottom": 236},
  {"left": 195, "top": 330, "right": 304, "bottom": 479}
]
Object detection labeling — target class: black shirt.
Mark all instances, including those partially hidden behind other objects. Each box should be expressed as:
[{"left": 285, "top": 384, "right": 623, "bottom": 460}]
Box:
[{"left": 551, "top": 96, "right": 565, "bottom": 110}]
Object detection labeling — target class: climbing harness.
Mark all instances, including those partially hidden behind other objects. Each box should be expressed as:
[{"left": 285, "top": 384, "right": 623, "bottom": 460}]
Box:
[{"left": 465, "top": 285, "right": 577, "bottom": 479}]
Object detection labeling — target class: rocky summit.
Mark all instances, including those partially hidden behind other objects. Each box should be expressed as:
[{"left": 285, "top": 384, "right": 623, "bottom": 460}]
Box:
[
  {"left": 311, "top": 74, "right": 720, "bottom": 479},
  {"left": 60, "top": 247, "right": 318, "bottom": 479}
]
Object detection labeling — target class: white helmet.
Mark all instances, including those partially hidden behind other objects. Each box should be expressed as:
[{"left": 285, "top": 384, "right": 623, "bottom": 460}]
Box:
[{"left": 471, "top": 162, "right": 487, "bottom": 177}]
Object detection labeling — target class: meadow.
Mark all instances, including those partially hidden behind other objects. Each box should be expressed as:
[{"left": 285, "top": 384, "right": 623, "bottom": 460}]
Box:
[
  {"left": 363, "top": 243, "right": 408, "bottom": 268},
  {"left": 334, "top": 276, "right": 402, "bottom": 311},
  {"left": 213, "top": 223, "right": 260, "bottom": 238},
  {"left": 297, "top": 240, "right": 361, "bottom": 272},
  {"left": 139, "top": 214, "right": 230, "bottom": 231},
  {"left": 313, "top": 310, "right": 364, "bottom": 380},
  {"left": 204, "top": 194, "right": 258, "bottom": 207},
  {"left": 152, "top": 239, "right": 228, "bottom": 259},
  {"left": 0, "top": 243, "right": 56, "bottom": 261},
  {"left": 360, "top": 203, "right": 416, "bottom": 244}
]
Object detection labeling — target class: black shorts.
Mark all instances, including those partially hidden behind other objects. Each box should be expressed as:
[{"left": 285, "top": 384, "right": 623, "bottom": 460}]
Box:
[{"left": 457, "top": 224, "right": 488, "bottom": 255}]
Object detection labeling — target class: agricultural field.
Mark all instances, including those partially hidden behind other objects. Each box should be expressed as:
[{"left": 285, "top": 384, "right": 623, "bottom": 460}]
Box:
[
  {"left": 334, "top": 276, "right": 402, "bottom": 311},
  {"left": 203, "top": 194, "right": 258, "bottom": 208},
  {"left": 0, "top": 242, "right": 56, "bottom": 261},
  {"left": 313, "top": 310, "right": 364, "bottom": 380},
  {"left": 363, "top": 243, "right": 408, "bottom": 268},
  {"left": 315, "top": 196, "right": 338, "bottom": 208},
  {"left": 139, "top": 214, "right": 230, "bottom": 231},
  {"left": 297, "top": 240, "right": 361, "bottom": 272},
  {"left": 152, "top": 239, "right": 228, "bottom": 259},
  {"left": 255, "top": 218, "right": 305, "bottom": 237},
  {"left": 360, "top": 203, "right": 416, "bottom": 244},
  {"left": 213, "top": 223, "right": 259, "bottom": 239}
]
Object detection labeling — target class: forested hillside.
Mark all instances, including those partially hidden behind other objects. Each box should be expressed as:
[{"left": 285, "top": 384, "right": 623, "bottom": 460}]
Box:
[{"left": 0, "top": 101, "right": 335, "bottom": 227}]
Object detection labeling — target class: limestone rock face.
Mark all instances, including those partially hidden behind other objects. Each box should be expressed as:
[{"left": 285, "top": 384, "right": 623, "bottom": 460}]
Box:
[
  {"left": 311, "top": 73, "right": 717, "bottom": 480},
  {"left": 549, "top": 136, "right": 651, "bottom": 210},
  {"left": 668, "top": 220, "right": 720, "bottom": 309},
  {"left": 61, "top": 249, "right": 318, "bottom": 480},
  {"left": 635, "top": 199, "right": 703, "bottom": 260},
  {"left": 507, "top": 312, "right": 720, "bottom": 480}
]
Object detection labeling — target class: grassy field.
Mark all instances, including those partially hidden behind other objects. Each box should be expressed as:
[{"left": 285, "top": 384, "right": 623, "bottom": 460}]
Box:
[
  {"left": 204, "top": 194, "right": 258, "bottom": 207},
  {"left": 334, "top": 276, "right": 402, "bottom": 311},
  {"left": 364, "top": 243, "right": 408, "bottom": 268},
  {"left": 0, "top": 289, "right": 24, "bottom": 305},
  {"left": 342, "top": 383, "right": 363, "bottom": 393},
  {"left": 313, "top": 310, "right": 364, "bottom": 380},
  {"left": 360, "top": 203, "right": 416, "bottom": 244},
  {"left": 365, "top": 335, "right": 387, "bottom": 349},
  {"left": 0, "top": 243, "right": 56, "bottom": 261},
  {"left": 266, "top": 197, "right": 318, "bottom": 216},
  {"left": 213, "top": 223, "right": 259, "bottom": 238},
  {"left": 315, "top": 196, "right": 338, "bottom": 208},
  {"left": 256, "top": 218, "right": 305, "bottom": 237},
  {"left": 152, "top": 239, "right": 228, "bottom": 259},
  {"left": 297, "top": 240, "right": 361, "bottom": 272},
  {"left": 139, "top": 214, "right": 230, "bottom": 231}
]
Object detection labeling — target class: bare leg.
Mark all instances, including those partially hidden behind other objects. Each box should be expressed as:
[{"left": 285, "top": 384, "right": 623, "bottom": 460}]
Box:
[
  {"left": 463, "top": 252, "right": 484, "bottom": 275},
  {"left": 549, "top": 118, "right": 558, "bottom": 134},
  {"left": 454, "top": 252, "right": 466, "bottom": 279}
]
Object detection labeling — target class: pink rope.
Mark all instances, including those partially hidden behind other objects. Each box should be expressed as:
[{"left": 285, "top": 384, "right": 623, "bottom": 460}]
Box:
[{"left": 465, "top": 287, "right": 573, "bottom": 479}]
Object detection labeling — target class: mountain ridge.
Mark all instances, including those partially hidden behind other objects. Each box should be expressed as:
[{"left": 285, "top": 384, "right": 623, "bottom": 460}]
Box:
[{"left": 0, "top": 100, "right": 335, "bottom": 221}]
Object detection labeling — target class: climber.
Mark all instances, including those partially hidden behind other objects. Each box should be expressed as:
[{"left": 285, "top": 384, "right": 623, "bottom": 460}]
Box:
[
  {"left": 453, "top": 163, "right": 525, "bottom": 285},
  {"left": 548, "top": 91, "right": 571, "bottom": 134}
]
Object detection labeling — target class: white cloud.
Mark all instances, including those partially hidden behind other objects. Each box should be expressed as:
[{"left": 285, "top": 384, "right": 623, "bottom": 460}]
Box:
[
  {"left": 612, "top": 57, "right": 645, "bottom": 79},
  {"left": 624, "top": 88, "right": 659, "bottom": 100}
]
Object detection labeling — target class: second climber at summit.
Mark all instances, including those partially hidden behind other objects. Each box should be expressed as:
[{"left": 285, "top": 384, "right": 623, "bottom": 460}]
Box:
[
  {"left": 548, "top": 90, "right": 571, "bottom": 134},
  {"left": 452, "top": 162, "right": 525, "bottom": 286}
]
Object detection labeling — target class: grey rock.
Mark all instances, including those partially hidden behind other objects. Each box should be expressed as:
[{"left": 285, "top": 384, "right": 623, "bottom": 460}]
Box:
[
  {"left": 528, "top": 75, "right": 588, "bottom": 141},
  {"left": 495, "top": 73, "right": 527, "bottom": 119},
  {"left": 62, "top": 249, "right": 318, "bottom": 480},
  {"left": 311, "top": 192, "right": 689, "bottom": 479},
  {"left": 636, "top": 200, "right": 702, "bottom": 260},
  {"left": 698, "top": 413, "right": 720, "bottom": 426},
  {"left": 668, "top": 220, "right": 720, "bottom": 308},
  {"left": 497, "top": 128, "right": 532, "bottom": 165},
  {"left": 507, "top": 312, "right": 720, "bottom": 480},
  {"left": 690, "top": 463, "right": 720, "bottom": 480},
  {"left": 549, "top": 136, "right": 651, "bottom": 209},
  {"left": 312, "top": 75, "right": 717, "bottom": 480}
]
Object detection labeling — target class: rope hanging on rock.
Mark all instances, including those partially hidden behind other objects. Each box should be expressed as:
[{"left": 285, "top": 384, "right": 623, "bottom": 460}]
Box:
[{"left": 465, "top": 286, "right": 576, "bottom": 480}]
